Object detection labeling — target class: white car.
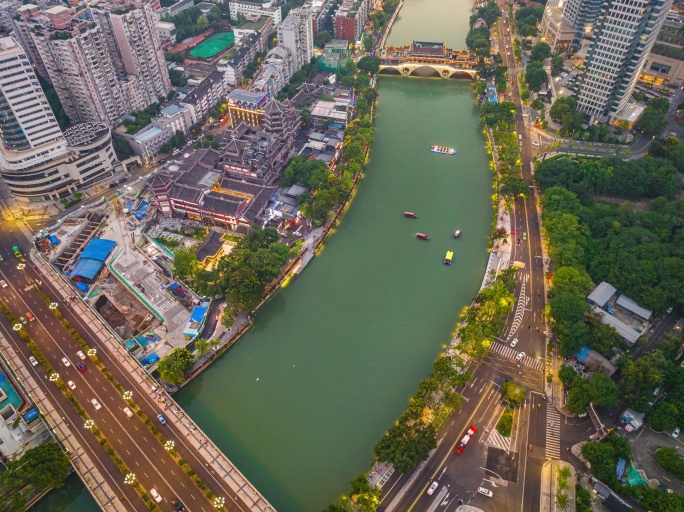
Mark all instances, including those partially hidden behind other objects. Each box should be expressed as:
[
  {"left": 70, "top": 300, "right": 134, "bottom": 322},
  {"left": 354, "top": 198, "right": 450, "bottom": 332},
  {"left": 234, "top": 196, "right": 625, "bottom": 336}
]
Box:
[
  {"left": 427, "top": 481, "right": 438, "bottom": 495},
  {"left": 0, "top": 279, "right": 7, "bottom": 288},
  {"left": 516, "top": 352, "right": 525, "bottom": 362},
  {"left": 76, "top": 351, "right": 86, "bottom": 360},
  {"left": 150, "top": 488, "right": 162, "bottom": 503},
  {"left": 673, "top": 427, "right": 680, "bottom": 439},
  {"left": 67, "top": 380, "right": 76, "bottom": 390},
  {"left": 29, "top": 356, "right": 38, "bottom": 367},
  {"left": 478, "top": 487, "right": 493, "bottom": 497},
  {"left": 91, "top": 399, "right": 102, "bottom": 411},
  {"left": 510, "top": 338, "right": 518, "bottom": 348},
  {"left": 61, "top": 357, "right": 71, "bottom": 367}
]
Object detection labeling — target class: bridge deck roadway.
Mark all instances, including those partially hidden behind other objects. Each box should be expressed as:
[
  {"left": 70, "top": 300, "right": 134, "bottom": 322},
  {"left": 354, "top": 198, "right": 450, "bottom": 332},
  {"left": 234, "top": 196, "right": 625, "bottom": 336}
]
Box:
[{"left": 29, "top": 251, "right": 276, "bottom": 512}]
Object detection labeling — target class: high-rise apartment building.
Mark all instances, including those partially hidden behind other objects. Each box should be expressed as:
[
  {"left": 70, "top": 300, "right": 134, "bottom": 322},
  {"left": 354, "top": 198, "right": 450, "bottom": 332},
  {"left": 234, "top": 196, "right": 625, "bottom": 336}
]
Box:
[
  {"left": 277, "top": 8, "right": 314, "bottom": 72},
  {"left": 91, "top": 3, "right": 171, "bottom": 106},
  {"left": 561, "top": 0, "right": 603, "bottom": 45},
  {"left": 333, "top": 0, "right": 369, "bottom": 41},
  {"left": 576, "top": 0, "right": 673, "bottom": 122},
  {"left": 13, "top": 4, "right": 51, "bottom": 82},
  {"left": 30, "top": 7, "right": 128, "bottom": 125},
  {"left": 0, "top": 37, "right": 118, "bottom": 201}
]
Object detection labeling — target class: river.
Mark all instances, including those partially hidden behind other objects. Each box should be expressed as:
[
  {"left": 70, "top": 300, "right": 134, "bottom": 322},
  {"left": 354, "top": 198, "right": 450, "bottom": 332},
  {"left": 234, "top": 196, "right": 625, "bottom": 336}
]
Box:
[{"left": 47, "top": 1, "right": 489, "bottom": 511}]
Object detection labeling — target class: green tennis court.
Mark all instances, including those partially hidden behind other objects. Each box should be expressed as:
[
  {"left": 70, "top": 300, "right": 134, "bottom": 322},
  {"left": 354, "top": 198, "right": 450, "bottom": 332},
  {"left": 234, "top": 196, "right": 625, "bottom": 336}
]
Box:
[{"left": 189, "top": 32, "right": 235, "bottom": 58}]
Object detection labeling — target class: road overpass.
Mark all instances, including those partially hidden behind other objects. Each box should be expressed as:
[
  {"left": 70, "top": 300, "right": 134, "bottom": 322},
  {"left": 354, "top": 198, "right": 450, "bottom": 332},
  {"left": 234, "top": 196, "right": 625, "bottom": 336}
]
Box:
[{"left": 378, "top": 41, "right": 480, "bottom": 79}]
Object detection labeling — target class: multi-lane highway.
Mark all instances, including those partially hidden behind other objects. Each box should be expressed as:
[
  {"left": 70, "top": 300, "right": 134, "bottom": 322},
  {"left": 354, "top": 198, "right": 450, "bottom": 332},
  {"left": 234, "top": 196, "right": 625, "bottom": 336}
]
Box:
[
  {"left": 0, "top": 216, "right": 265, "bottom": 511},
  {"left": 378, "top": 6, "right": 553, "bottom": 511}
]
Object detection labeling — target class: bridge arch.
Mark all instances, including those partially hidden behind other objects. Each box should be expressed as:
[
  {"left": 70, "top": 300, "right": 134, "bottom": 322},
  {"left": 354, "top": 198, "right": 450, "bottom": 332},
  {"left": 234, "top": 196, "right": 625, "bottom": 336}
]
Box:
[{"left": 378, "top": 63, "right": 478, "bottom": 80}]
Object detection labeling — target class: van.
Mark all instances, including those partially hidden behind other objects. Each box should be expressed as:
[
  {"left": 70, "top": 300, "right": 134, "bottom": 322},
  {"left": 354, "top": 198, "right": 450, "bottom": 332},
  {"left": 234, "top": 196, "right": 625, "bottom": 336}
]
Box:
[
  {"left": 533, "top": 141, "right": 540, "bottom": 147},
  {"left": 123, "top": 407, "right": 134, "bottom": 418}
]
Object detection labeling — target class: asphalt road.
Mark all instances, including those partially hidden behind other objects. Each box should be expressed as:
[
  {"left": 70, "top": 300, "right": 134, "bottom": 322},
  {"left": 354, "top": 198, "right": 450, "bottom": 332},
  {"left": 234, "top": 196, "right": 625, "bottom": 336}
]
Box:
[
  {"left": 378, "top": 8, "right": 552, "bottom": 511},
  {"left": 0, "top": 219, "right": 256, "bottom": 511}
]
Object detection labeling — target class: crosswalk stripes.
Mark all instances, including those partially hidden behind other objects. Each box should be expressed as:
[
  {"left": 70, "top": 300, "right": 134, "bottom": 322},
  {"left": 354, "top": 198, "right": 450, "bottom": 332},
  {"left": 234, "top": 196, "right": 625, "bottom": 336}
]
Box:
[
  {"left": 485, "top": 428, "right": 511, "bottom": 452},
  {"left": 489, "top": 341, "right": 545, "bottom": 373},
  {"left": 156, "top": 301, "right": 175, "bottom": 313},
  {"left": 545, "top": 405, "right": 561, "bottom": 459}
]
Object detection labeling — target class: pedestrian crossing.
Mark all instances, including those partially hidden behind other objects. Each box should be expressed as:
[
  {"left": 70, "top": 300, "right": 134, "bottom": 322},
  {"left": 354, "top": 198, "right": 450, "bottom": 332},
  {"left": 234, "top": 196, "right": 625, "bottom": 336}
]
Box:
[
  {"left": 485, "top": 427, "right": 511, "bottom": 452},
  {"left": 156, "top": 300, "right": 175, "bottom": 313},
  {"left": 489, "top": 341, "right": 546, "bottom": 373},
  {"left": 545, "top": 405, "right": 561, "bottom": 459}
]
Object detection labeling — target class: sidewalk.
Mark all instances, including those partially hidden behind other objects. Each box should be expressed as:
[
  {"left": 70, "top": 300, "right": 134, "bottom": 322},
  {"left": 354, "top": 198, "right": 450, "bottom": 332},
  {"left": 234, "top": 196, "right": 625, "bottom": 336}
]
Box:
[
  {"left": 540, "top": 460, "right": 576, "bottom": 512},
  {"left": 30, "top": 251, "right": 276, "bottom": 512}
]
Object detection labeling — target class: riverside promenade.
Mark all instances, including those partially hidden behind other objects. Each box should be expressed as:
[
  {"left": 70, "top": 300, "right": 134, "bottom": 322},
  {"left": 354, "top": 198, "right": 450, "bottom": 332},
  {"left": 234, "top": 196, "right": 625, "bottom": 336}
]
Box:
[{"left": 30, "top": 250, "right": 276, "bottom": 512}]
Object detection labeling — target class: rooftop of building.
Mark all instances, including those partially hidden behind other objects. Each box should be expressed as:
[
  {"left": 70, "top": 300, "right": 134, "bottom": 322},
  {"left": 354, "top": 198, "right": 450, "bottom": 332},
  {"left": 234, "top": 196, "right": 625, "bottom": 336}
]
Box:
[
  {"left": 325, "top": 39, "right": 350, "bottom": 50},
  {"left": 134, "top": 126, "right": 164, "bottom": 143},
  {"left": 194, "top": 230, "right": 224, "bottom": 262},
  {"left": 228, "top": 89, "right": 268, "bottom": 105},
  {"left": 64, "top": 122, "right": 110, "bottom": 147},
  {"left": 181, "top": 71, "right": 225, "bottom": 106},
  {"left": 236, "top": 15, "right": 268, "bottom": 31},
  {"left": 155, "top": 21, "right": 176, "bottom": 29}
]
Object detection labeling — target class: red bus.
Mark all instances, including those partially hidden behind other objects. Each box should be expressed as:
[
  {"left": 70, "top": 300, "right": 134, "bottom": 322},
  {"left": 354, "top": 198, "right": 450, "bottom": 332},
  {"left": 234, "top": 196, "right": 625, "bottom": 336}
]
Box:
[{"left": 455, "top": 425, "right": 477, "bottom": 454}]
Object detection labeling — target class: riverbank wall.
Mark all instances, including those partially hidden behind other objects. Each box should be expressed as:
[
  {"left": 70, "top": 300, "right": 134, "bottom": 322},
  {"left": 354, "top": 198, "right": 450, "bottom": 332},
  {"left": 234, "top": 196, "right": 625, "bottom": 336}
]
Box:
[{"left": 379, "top": 0, "right": 404, "bottom": 48}]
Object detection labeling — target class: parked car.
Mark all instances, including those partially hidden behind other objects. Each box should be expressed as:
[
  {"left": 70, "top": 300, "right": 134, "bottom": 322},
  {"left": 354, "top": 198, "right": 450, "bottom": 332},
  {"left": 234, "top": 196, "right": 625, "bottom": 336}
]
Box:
[
  {"left": 91, "top": 399, "right": 102, "bottom": 411},
  {"left": 157, "top": 413, "right": 167, "bottom": 425},
  {"left": 29, "top": 356, "right": 38, "bottom": 367},
  {"left": 427, "top": 481, "right": 438, "bottom": 495},
  {"left": 673, "top": 427, "right": 680, "bottom": 438},
  {"left": 478, "top": 487, "right": 493, "bottom": 497},
  {"left": 0, "top": 280, "right": 6, "bottom": 288}
]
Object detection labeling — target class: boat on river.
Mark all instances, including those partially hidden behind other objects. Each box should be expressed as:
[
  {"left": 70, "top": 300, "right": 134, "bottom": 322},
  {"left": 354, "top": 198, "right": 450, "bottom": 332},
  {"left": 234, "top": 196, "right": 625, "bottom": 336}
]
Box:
[
  {"left": 404, "top": 212, "right": 417, "bottom": 218},
  {"left": 444, "top": 251, "right": 454, "bottom": 265},
  {"left": 453, "top": 229, "right": 462, "bottom": 238},
  {"left": 416, "top": 233, "right": 429, "bottom": 240},
  {"left": 431, "top": 146, "right": 456, "bottom": 155}
]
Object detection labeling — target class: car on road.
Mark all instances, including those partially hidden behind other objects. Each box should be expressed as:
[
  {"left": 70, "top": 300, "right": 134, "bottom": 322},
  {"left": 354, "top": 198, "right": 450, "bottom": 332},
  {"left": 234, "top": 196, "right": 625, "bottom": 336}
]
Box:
[
  {"left": 29, "top": 356, "right": 38, "bottom": 367},
  {"left": 67, "top": 380, "right": 76, "bottom": 390},
  {"left": 478, "top": 487, "right": 493, "bottom": 497},
  {"left": 667, "top": 307, "right": 673, "bottom": 314},
  {"left": 455, "top": 425, "right": 477, "bottom": 454},
  {"left": 108, "top": 183, "right": 117, "bottom": 188},
  {"left": 157, "top": 413, "right": 167, "bottom": 425},
  {"left": 427, "top": 481, "right": 439, "bottom": 495},
  {"left": 20, "top": 316, "right": 27, "bottom": 324},
  {"left": 76, "top": 362, "right": 86, "bottom": 372},
  {"left": 123, "top": 407, "right": 134, "bottom": 418},
  {"left": 510, "top": 338, "right": 518, "bottom": 347},
  {"left": 76, "top": 351, "right": 86, "bottom": 360},
  {"left": 150, "top": 488, "right": 162, "bottom": 503},
  {"left": 516, "top": 351, "right": 525, "bottom": 362},
  {"left": 172, "top": 498, "right": 185, "bottom": 510},
  {"left": 61, "top": 357, "right": 70, "bottom": 367},
  {"left": 91, "top": 399, "right": 102, "bottom": 411},
  {"left": 673, "top": 427, "right": 680, "bottom": 438},
  {"left": 0, "top": 280, "right": 6, "bottom": 288},
  {"left": 26, "top": 312, "right": 34, "bottom": 321},
  {"left": 522, "top": 232, "right": 527, "bottom": 240}
]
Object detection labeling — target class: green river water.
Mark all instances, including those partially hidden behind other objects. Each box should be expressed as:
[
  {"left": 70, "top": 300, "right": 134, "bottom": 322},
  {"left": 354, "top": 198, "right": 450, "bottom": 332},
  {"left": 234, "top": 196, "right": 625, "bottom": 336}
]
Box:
[{"left": 44, "top": 0, "right": 490, "bottom": 510}]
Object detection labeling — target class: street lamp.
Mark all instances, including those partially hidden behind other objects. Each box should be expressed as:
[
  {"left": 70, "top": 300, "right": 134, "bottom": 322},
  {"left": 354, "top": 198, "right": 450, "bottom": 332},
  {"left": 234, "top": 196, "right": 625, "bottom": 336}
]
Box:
[
  {"left": 13, "top": 324, "right": 22, "bottom": 331},
  {"left": 213, "top": 497, "right": 225, "bottom": 509},
  {"left": 122, "top": 391, "right": 132, "bottom": 400},
  {"left": 87, "top": 348, "right": 96, "bottom": 357},
  {"left": 164, "top": 440, "right": 174, "bottom": 451},
  {"left": 49, "top": 373, "right": 59, "bottom": 382},
  {"left": 49, "top": 302, "right": 58, "bottom": 310},
  {"left": 84, "top": 419, "right": 94, "bottom": 430},
  {"left": 124, "top": 473, "right": 136, "bottom": 485}
]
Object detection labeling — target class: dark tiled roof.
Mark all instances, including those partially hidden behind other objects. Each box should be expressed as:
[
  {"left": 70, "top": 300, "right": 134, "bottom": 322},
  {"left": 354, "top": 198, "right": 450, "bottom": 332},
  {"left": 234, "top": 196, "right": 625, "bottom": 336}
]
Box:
[
  {"left": 186, "top": 148, "right": 222, "bottom": 169},
  {"left": 194, "top": 230, "right": 225, "bottom": 262},
  {"left": 218, "top": 177, "right": 263, "bottom": 196},
  {"left": 169, "top": 185, "right": 202, "bottom": 203},
  {"left": 149, "top": 173, "right": 173, "bottom": 187},
  {"left": 175, "top": 165, "right": 214, "bottom": 188},
  {"left": 241, "top": 186, "right": 276, "bottom": 221},
  {"left": 201, "top": 192, "right": 243, "bottom": 216}
]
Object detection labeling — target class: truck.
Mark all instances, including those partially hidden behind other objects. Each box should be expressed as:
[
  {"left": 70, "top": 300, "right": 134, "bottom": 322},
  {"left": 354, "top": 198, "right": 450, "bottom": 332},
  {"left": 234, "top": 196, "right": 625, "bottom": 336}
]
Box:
[{"left": 13, "top": 246, "right": 21, "bottom": 258}]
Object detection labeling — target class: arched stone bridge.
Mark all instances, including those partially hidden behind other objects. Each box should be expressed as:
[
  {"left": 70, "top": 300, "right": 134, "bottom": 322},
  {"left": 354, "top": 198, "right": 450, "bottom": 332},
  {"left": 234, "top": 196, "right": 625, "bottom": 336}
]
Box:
[
  {"left": 378, "top": 62, "right": 478, "bottom": 79},
  {"left": 378, "top": 41, "right": 480, "bottom": 79}
]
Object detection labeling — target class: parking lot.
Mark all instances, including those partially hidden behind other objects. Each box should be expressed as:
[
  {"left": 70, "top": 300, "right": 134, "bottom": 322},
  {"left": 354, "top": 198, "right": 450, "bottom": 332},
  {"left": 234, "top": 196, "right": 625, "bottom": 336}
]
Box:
[{"left": 625, "top": 426, "right": 684, "bottom": 494}]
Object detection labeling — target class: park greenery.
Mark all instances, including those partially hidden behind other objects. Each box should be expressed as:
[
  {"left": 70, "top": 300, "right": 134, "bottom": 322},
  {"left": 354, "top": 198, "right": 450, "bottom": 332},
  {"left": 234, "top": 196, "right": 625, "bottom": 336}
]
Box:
[
  {"left": 524, "top": 41, "right": 549, "bottom": 93},
  {"left": 157, "top": 347, "right": 195, "bottom": 385},
  {"left": 565, "top": 371, "right": 619, "bottom": 415},
  {"left": 159, "top": 130, "right": 186, "bottom": 154},
  {"left": 501, "top": 380, "right": 527, "bottom": 406},
  {"left": 314, "top": 30, "right": 332, "bottom": 49},
  {"left": 466, "top": 0, "right": 501, "bottom": 57},
  {"left": 582, "top": 433, "right": 684, "bottom": 511},
  {"left": 555, "top": 466, "right": 572, "bottom": 511},
  {"left": 169, "top": 67, "right": 188, "bottom": 87},
  {"left": 496, "top": 408, "right": 514, "bottom": 437},
  {"left": 277, "top": 57, "right": 320, "bottom": 99},
  {"left": 367, "top": 0, "right": 400, "bottom": 40},
  {"left": 373, "top": 356, "right": 472, "bottom": 473},
  {"left": 195, "top": 338, "right": 220, "bottom": 355},
  {"left": 357, "top": 56, "right": 381, "bottom": 75},
  {"left": 636, "top": 97, "right": 670, "bottom": 135},
  {"left": 170, "top": 6, "right": 223, "bottom": 43},
  {"left": 549, "top": 96, "right": 624, "bottom": 142},
  {"left": 0, "top": 442, "right": 70, "bottom": 511},
  {"left": 121, "top": 103, "right": 161, "bottom": 135},
  {"left": 480, "top": 101, "right": 528, "bottom": 198},
  {"left": 655, "top": 447, "right": 684, "bottom": 480},
  {"left": 322, "top": 472, "right": 382, "bottom": 512},
  {"left": 514, "top": 5, "right": 543, "bottom": 37}
]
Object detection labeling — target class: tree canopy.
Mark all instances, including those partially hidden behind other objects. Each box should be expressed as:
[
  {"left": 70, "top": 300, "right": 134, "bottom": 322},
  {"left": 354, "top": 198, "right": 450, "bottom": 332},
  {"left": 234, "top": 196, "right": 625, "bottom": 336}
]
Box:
[
  {"left": 637, "top": 97, "right": 670, "bottom": 135},
  {"left": 157, "top": 347, "right": 195, "bottom": 385}
]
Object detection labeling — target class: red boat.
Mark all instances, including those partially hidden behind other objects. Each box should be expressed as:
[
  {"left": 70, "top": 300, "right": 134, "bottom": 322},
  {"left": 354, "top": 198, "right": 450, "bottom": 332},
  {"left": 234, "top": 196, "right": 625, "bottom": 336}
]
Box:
[
  {"left": 404, "top": 212, "right": 417, "bottom": 218},
  {"left": 416, "top": 233, "right": 429, "bottom": 240}
]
